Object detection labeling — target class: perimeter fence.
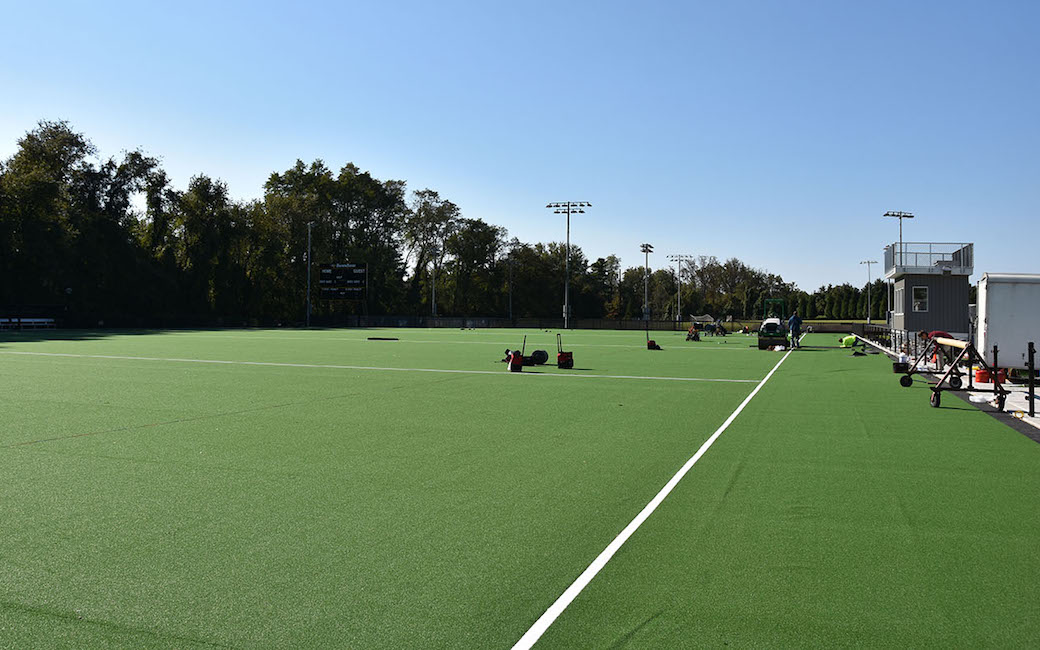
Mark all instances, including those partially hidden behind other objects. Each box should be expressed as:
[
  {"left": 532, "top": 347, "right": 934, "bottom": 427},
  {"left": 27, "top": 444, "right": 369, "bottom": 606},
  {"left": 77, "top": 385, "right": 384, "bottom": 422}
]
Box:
[
  {"left": 863, "top": 324, "right": 924, "bottom": 358},
  {"left": 315, "top": 315, "right": 870, "bottom": 334}
]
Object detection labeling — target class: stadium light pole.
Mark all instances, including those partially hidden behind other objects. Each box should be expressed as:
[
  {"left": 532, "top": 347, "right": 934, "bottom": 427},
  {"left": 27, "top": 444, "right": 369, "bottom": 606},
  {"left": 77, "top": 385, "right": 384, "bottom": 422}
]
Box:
[
  {"left": 546, "top": 201, "right": 591, "bottom": 328},
  {"left": 640, "top": 243, "right": 654, "bottom": 321},
  {"left": 668, "top": 253, "right": 694, "bottom": 323},
  {"left": 860, "top": 260, "right": 878, "bottom": 324},
  {"left": 306, "top": 221, "right": 314, "bottom": 328},
  {"left": 883, "top": 211, "right": 914, "bottom": 258},
  {"left": 672, "top": 263, "right": 679, "bottom": 320},
  {"left": 883, "top": 211, "right": 913, "bottom": 325}
]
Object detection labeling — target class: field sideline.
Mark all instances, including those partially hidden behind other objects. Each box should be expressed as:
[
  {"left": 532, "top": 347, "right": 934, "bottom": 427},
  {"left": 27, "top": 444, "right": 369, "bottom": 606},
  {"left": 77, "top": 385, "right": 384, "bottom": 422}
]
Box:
[{"left": 2, "top": 328, "right": 1038, "bottom": 647}]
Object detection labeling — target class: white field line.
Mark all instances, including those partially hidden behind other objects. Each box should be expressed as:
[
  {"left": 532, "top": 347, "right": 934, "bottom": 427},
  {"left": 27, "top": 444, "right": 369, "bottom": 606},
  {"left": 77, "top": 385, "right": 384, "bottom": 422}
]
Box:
[
  {"left": 512, "top": 348, "right": 794, "bottom": 650},
  {"left": 0, "top": 351, "right": 760, "bottom": 384}
]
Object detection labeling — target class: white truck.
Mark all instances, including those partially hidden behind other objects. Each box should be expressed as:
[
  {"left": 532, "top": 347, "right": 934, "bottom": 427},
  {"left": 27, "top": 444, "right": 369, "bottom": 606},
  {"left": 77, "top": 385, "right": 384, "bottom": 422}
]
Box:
[{"left": 976, "top": 273, "right": 1040, "bottom": 369}]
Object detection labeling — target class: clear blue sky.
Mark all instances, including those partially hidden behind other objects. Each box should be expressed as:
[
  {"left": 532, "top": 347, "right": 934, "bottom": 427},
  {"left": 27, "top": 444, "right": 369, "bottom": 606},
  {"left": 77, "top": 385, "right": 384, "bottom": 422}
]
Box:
[{"left": 2, "top": 0, "right": 1037, "bottom": 290}]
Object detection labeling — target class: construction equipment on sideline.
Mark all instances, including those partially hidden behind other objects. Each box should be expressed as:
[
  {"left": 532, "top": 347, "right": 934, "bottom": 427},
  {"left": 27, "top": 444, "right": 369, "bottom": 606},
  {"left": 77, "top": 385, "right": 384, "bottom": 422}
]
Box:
[
  {"left": 508, "top": 335, "right": 549, "bottom": 366},
  {"left": 646, "top": 329, "right": 662, "bottom": 350},
  {"left": 508, "top": 351, "right": 523, "bottom": 372},
  {"left": 506, "top": 336, "right": 525, "bottom": 372},
  {"left": 643, "top": 320, "right": 662, "bottom": 350},
  {"left": 758, "top": 298, "right": 788, "bottom": 350},
  {"left": 899, "top": 335, "right": 1010, "bottom": 410},
  {"left": 557, "top": 333, "right": 574, "bottom": 369},
  {"left": 527, "top": 349, "right": 549, "bottom": 365}
]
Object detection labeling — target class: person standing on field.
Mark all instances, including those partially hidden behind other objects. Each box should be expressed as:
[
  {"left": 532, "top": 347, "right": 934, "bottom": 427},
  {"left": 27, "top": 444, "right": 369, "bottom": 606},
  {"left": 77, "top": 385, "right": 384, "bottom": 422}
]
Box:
[{"left": 788, "top": 311, "right": 803, "bottom": 348}]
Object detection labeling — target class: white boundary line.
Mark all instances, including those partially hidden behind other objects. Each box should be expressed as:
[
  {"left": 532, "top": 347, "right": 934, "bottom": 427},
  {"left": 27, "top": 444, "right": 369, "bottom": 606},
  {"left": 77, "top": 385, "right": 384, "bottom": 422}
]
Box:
[
  {"left": 512, "top": 349, "right": 793, "bottom": 649},
  {"left": 0, "top": 351, "right": 760, "bottom": 384}
]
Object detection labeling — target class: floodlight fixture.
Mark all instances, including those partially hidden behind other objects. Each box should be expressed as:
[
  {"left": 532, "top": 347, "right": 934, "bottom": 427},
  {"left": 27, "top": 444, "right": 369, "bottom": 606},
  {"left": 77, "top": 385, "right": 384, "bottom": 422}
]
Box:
[{"left": 883, "top": 211, "right": 915, "bottom": 255}]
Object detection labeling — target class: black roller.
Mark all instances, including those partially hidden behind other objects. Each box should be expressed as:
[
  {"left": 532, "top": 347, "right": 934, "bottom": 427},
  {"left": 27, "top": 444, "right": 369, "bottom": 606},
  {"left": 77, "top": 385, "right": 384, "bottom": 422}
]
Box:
[
  {"left": 949, "top": 375, "right": 963, "bottom": 390},
  {"left": 930, "top": 392, "right": 941, "bottom": 408},
  {"left": 899, "top": 375, "right": 913, "bottom": 388},
  {"left": 530, "top": 350, "right": 549, "bottom": 365}
]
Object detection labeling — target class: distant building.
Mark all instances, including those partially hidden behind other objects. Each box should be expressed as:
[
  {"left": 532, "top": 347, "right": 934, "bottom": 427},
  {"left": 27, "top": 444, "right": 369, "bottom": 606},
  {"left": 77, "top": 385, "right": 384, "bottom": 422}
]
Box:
[{"left": 885, "top": 242, "right": 972, "bottom": 336}]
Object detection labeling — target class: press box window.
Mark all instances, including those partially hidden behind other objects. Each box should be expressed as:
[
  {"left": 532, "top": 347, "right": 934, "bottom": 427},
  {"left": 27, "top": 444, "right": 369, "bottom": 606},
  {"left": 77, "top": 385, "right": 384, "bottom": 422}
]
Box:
[{"left": 912, "top": 286, "right": 928, "bottom": 312}]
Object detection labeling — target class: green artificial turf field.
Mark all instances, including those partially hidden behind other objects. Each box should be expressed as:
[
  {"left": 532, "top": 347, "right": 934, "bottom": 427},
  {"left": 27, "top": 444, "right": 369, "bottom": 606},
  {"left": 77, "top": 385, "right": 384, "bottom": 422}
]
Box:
[{"left": 1, "top": 328, "right": 1038, "bottom": 647}]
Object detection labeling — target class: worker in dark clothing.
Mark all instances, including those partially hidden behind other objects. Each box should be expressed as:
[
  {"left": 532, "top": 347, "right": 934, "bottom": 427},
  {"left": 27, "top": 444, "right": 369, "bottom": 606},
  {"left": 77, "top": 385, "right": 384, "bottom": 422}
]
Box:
[{"left": 788, "top": 311, "right": 803, "bottom": 348}]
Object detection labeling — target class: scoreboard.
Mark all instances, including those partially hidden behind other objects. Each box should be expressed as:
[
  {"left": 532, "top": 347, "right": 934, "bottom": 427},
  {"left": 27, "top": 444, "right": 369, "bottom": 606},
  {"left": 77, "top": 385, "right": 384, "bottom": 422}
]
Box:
[{"left": 319, "top": 262, "right": 366, "bottom": 300}]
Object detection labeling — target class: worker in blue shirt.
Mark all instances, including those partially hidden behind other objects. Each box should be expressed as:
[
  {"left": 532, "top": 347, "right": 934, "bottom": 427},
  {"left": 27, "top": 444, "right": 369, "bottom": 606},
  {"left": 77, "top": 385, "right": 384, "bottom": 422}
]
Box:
[{"left": 788, "top": 311, "right": 803, "bottom": 348}]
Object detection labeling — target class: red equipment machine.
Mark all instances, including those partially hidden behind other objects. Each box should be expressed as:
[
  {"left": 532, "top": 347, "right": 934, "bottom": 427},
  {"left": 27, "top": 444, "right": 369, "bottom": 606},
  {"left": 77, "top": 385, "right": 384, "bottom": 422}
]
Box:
[
  {"left": 508, "top": 351, "right": 523, "bottom": 372},
  {"left": 556, "top": 334, "right": 574, "bottom": 369}
]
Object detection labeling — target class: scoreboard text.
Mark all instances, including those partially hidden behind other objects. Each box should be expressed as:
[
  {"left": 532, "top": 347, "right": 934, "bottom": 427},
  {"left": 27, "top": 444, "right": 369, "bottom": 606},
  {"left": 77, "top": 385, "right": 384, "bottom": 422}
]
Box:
[{"left": 319, "top": 263, "right": 366, "bottom": 299}]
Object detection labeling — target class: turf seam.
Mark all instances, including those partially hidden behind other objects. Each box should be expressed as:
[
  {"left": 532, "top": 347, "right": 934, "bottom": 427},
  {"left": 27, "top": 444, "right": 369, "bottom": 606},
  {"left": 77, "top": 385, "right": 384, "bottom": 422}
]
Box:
[
  {"left": 512, "top": 349, "right": 794, "bottom": 650},
  {"left": 0, "top": 597, "right": 231, "bottom": 648}
]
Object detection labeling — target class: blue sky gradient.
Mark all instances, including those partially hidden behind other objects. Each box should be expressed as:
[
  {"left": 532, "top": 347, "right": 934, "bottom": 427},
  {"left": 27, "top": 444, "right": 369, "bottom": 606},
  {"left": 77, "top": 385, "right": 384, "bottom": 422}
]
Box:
[{"left": 2, "top": 0, "right": 1036, "bottom": 290}]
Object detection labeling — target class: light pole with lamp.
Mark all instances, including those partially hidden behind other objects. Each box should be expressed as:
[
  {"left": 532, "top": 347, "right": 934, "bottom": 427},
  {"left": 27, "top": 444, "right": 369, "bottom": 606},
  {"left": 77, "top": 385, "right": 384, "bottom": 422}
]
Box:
[
  {"left": 668, "top": 253, "right": 693, "bottom": 324},
  {"left": 640, "top": 243, "right": 654, "bottom": 321},
  {"left": 860, "top": 260, "right": 878, "bottom": 324},
  {"left": 883, "top": 211, "right": 914, "bottom": 256},
  {"left": 883, "top": 211, "right": 914, "bottom": 324},
  {"left": 546, "top": 201, "right": 591, "bottom": 328}
]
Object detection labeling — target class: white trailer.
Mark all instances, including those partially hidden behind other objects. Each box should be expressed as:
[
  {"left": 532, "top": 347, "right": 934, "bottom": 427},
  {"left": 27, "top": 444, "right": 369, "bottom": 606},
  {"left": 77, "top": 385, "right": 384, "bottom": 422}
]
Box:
[{"left": 977, "top": 273, "right": 1040, "bottom": 368}]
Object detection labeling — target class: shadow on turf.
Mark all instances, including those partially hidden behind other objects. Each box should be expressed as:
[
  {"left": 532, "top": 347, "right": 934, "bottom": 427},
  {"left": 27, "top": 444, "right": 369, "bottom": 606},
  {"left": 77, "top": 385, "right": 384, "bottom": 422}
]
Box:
[
  {"left": 898, "top": 378, "right": 979, "bottom": 412},
  {"left": 0, "top": 328, "right": 285, "bottom": 347}
]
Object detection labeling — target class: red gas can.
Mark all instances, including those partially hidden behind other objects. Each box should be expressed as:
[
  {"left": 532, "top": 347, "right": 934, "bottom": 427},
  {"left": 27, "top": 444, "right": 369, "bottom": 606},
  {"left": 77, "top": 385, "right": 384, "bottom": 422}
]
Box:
[{"left": 975, "top": 368, "right": 1006, "bottom": 384}]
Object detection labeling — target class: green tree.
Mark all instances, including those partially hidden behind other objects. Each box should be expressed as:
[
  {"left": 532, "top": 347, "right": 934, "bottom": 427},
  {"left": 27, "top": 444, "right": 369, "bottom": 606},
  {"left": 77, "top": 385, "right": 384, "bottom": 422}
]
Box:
[
  {"left": 586, "top": 255, "right": 621, "bottom": 318},
  {"left": 442, "top": 218, "right": 506, "bottom": 315},
  {"left": 649, "top": 269, "right": 677, "bottom": 320}
]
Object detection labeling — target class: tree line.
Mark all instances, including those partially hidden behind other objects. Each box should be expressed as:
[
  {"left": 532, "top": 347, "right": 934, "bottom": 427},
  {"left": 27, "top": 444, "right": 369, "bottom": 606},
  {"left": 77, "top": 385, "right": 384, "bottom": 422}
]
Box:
[{"left": 1, "top": 121, "right": 887, "bottom": 326}]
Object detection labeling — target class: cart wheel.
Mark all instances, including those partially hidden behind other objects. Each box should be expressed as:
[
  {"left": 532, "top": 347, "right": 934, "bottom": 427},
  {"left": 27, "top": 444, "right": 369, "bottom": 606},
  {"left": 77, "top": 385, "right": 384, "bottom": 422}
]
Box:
[
  {"left": 930, "top": 392, "right": 941, "bottom": 408},
  {"left": 949, "top": 375, "right": 963, "bottom": 390},
  {"left": 899, "top": 375, "right": 913, "bottom": 388},
  {"left": 996, "top": 395, "right": 1006, "bottom": 411}
]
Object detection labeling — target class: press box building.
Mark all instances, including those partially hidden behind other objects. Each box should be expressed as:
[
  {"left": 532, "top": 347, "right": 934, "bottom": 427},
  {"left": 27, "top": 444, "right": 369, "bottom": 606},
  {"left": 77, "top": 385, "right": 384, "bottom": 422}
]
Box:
[{"left": 885, "top": 242, "right": 972, "bottom": 338}]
